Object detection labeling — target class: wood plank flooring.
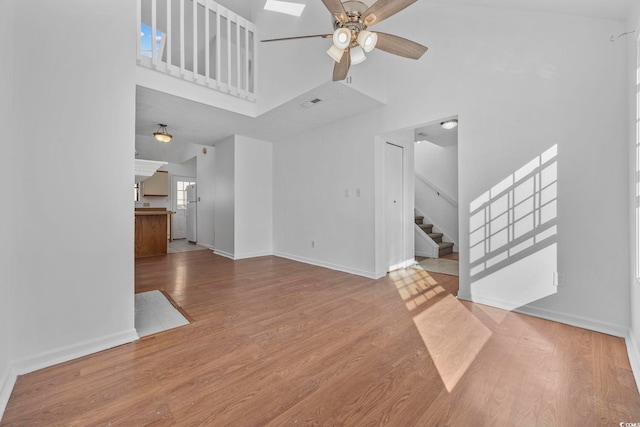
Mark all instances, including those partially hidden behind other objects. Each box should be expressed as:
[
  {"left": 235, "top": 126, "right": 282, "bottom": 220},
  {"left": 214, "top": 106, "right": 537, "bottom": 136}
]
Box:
[{"left": 2, "top": 251, "right": 640, "bottom": 425}]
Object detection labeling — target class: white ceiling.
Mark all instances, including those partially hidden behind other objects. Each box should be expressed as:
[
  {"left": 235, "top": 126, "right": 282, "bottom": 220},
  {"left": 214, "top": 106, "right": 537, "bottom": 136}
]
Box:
[
  {"left": 136, "top": 81, "right": 383, "bottom": 154},
  {"left": 136, "top": 0, "right": 634, "bottom": 162},
  {"left": 426, "top": 0, "right": 634, "bottom": 21}
]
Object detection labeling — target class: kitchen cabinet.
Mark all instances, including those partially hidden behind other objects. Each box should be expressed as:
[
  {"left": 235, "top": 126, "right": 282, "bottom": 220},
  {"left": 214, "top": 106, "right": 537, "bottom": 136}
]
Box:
[
  {"left": 135, "top": 208, "right": 173, "bottom": 257},
  {"left": 142, "top": 170, "right": 169, "bottom": 197}
]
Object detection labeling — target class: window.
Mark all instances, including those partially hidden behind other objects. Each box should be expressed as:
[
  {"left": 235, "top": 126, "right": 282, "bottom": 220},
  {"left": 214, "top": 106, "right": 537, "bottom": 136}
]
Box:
[
  {"left": 176, "top": 181, "right": 196, "bottom": 210},
  {"left": 140, "top": 23, "right": 165, "bottom": 59}
]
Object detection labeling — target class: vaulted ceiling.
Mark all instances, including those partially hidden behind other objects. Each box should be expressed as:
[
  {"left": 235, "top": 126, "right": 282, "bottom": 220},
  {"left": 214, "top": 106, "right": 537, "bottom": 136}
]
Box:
[{"left": 136, "top": 0, "right": 634, "bottom": 161}]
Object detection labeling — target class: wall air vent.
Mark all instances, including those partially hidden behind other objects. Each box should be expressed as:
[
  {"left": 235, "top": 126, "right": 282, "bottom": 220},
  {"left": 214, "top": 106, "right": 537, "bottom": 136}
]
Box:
[{"left": 301, "top": 98, "right": 323, "bottom": 108}]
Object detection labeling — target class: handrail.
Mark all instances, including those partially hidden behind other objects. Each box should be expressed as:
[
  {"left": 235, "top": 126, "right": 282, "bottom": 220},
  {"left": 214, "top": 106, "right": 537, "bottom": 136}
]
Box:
[
  {"left": 137, "top": 0, "right": 257, "bottom": 102},
  {"left": 415, "top": 172, "right": 458, "bottom": 207}
]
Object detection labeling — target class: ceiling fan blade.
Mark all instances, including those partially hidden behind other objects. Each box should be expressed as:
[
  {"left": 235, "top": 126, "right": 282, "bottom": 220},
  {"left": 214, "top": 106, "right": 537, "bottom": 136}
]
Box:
[
  {"left": 321, "top": 0, "right": 347, "bottom": 23},
  {"left": 261, "top": 34, "right": 332, "bottom": 42},
  {"left": 374, "top": 32, "right": 428, "bottom": 60},
  {"left": 333, "top": 48, "right": 351, "bottom": 81},
  {"left": 362, "top": 0, "right": 416, "bottom": 27}
]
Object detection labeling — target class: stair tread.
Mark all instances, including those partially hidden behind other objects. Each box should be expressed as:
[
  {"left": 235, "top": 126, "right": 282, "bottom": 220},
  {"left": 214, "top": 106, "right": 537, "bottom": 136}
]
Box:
[
  {"left": 419, "top": 223, "right": 434, "bottom": 229},
  {"left": 438, "top": 242, "right": 454, "bottom": 248},
  {"left": 428, "top": 233, "right": 443, "bottom": 238}
]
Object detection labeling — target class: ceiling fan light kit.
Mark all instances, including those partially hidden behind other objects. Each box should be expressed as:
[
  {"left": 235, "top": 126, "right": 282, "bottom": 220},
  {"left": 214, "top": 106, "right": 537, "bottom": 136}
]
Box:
[
  {"left": 327, "top": 44, "right": 346, "bottom": 62},
  {"left": 333, "top": 27, "right": 352, "bottom": 49},
  {"left": 262, "top": 0, "right": 428, "bottom": 81},
  {"left": 357, "top": 30, "right": 377, "bottom": 52},
  {"left": 350, "top": 45, "right": 367, "bottom": 64}
]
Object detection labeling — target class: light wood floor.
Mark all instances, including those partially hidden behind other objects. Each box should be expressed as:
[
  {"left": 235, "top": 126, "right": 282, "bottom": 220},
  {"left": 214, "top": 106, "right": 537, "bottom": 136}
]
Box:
[{"left": 2, "top": 251, "right": 640, "bottom": 425}]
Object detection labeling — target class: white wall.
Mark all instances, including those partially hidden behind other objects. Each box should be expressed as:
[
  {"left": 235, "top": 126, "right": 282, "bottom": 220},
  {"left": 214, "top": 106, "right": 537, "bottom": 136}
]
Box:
[
  {"left": 214, "top": 137, "right": 235, "bottom": 256},
  {"left": 627, "top": 5, "right": 640, "bottom": 392},
  {"left": 6, "top": 0, "right": 138, "bottom": 389},
  {"left": 0, "top": 0, "right": 16, "bottom": 415},
  {"left": 212, "top": 135, "right": 273, "bottom": 258},
  {"left": 235, "top": 136, "right": 273, "bottom": 258},
  {"left": 274, "top": 111, "right": 382, "bottom": 277},
  {"left": 415, "top": 142, "right": 458, "bottom": 200},
  {"left": 273, "top": 3, "right": 630, "bottom": 335}
]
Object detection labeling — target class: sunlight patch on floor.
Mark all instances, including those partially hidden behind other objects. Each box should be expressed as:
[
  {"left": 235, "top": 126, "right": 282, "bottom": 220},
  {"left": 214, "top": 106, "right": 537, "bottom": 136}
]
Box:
[{"left": 413, "top": 294, "right": 492, "bottom": 392}]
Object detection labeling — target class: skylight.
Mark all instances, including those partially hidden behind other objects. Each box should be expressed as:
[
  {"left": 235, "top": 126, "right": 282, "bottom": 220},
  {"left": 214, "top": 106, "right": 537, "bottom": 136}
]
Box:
[{"left": 264, "top": 0, "right": 305, "bottom": 17}]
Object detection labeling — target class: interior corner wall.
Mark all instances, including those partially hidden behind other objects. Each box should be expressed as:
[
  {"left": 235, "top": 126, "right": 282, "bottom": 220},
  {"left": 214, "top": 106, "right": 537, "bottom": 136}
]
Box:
[
  {"left": 8, "top": 0, "right": 138, "bottom": 376},
  {"left": 234, "top": 136, "right": 273, "bottom": 259},
  {"left": 214, "top": 137, "right": 236, "bottom": 257},
  {"left": 0, "top": 0, "right": 16, "bottom": 417}
]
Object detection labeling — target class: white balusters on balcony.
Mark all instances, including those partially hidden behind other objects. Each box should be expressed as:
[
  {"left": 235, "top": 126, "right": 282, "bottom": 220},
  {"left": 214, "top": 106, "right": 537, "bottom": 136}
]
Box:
[{"left": 138, "top": 0, "right": 256, "bottom": 101}]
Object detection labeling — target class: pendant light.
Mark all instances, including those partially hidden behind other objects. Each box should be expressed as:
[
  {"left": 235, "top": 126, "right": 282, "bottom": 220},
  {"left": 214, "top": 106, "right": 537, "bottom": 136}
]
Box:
[{"left": 153, "top": 124, "right": 172, "bottom": 143}]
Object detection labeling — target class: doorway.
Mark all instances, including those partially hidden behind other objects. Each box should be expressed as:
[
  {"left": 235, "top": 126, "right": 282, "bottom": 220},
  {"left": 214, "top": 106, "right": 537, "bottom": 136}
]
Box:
[
  {"left": 172, "top": 176, "right": 196, "bottom": 240},
  {"left": 385, "top": 142, "right": 404, "bottom": 271}
]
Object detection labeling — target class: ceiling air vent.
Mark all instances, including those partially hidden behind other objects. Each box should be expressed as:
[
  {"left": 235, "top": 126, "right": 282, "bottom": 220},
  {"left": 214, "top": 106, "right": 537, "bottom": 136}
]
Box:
[{"left": 301, "top": 97, "right": 323, "bottom": 108}]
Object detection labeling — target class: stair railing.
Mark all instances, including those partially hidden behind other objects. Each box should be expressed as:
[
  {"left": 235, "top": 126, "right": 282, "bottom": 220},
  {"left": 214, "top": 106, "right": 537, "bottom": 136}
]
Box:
[
  {"left": 137, "top": 0, "right": 257, "bottom": 102},
  {"left": 415, "top": 172, "right": 458, "bottom": 207}
]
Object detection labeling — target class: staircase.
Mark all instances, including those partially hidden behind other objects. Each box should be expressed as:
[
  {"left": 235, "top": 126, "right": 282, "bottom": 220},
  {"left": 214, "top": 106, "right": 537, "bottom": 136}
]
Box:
[{"left": 415, "top": 215, "right": 454, "bottom": 257}]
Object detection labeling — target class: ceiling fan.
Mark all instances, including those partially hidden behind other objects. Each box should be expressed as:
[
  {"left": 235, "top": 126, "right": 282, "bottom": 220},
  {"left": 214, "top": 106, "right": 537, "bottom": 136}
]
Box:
[{"left": 262, "top": 0, "right": 428, "bottom": 81}]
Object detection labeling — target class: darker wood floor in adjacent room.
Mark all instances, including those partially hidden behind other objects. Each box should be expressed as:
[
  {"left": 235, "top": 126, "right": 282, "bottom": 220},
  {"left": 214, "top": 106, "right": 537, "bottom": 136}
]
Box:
[{"left": 2, "top": 251, "right": 640, "bottom": 425}]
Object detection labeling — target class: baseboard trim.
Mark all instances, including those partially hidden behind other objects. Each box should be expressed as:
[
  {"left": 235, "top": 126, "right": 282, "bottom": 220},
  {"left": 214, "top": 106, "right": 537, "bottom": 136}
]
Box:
[
  {"left": 273, "top": 251, "right": 381, "bottom": 280},
  {"left": 198, "top": 243, "right": 214, "bottom": 250},
  {"left": 458, "top": 293, "right": 627, "bottom": 338},
  {"left": 0, "top": 364, "right": 17, "bottom": 421},
  {"left": 233, "top": 251, "right": 273, "bottom": 260},
  {"left": 12, "top": 328, "right": 139, "bottom": 376},
  {"left": 212, "top": 249, "right": 234, "bottom": 260},
  {"left": 626, "top": 331, "right": 640, "bottom": 394},
  {"left": 0, "top": 328, "right": 138, "bottom": 421}
]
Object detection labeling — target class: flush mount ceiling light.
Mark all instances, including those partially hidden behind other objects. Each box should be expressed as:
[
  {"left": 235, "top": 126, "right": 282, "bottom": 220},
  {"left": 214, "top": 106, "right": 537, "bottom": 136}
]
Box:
[
  {"left": 264, "top": 0, "right": 305, "bottom": 17},
  {"left": 153, "top": 124, "right": 172, "bottom": 143},
  {"left": 440, "top": 119, "right": 458, "bottom": 130}
]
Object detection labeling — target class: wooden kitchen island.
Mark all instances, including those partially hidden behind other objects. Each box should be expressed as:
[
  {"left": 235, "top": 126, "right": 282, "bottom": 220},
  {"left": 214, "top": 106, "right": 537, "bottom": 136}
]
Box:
[{"left": 135, "top": 209, "right": 173, "bottom": 258}]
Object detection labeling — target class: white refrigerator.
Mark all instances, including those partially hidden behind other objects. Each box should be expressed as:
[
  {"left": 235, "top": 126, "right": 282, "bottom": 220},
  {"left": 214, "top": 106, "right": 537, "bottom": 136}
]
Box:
[{"left": 186, "top": 184, "right": 197, "bottom": 242}]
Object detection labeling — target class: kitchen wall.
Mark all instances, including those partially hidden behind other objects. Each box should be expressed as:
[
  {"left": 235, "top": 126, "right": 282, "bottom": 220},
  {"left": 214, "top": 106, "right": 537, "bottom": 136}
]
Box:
[{"left": 135, "top": 162, "right": 197, "bottom": 210}]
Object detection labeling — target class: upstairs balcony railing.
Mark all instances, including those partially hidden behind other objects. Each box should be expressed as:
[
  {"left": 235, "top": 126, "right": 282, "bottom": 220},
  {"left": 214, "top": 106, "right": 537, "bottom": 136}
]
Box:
[{"left": 137, "top": 0, "right": 256, "bottom": 102}]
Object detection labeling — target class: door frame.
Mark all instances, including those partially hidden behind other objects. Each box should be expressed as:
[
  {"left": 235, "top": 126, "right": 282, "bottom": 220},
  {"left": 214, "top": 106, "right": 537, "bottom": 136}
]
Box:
[
  {"left": 171, "top": 175, "right": 197, "bottom": 240},
  {"left": 374, "top": 136, "right": 415, "bottom": 277}
]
